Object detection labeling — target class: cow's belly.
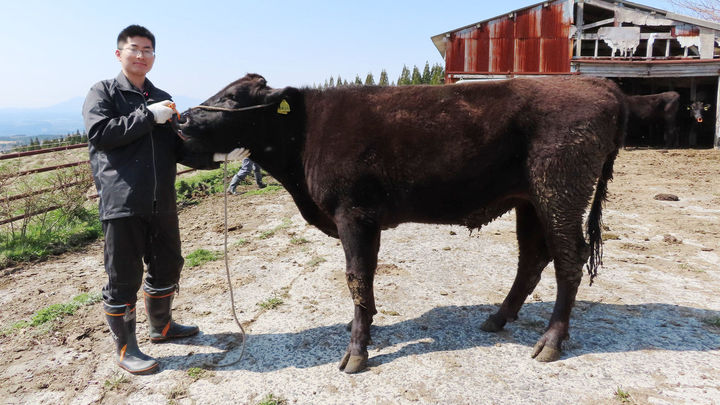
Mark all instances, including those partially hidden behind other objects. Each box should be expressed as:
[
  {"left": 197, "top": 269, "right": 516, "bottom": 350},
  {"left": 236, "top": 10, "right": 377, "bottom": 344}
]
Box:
[{"left": 382, "top": 188, "right": 528, "bottom": 230}]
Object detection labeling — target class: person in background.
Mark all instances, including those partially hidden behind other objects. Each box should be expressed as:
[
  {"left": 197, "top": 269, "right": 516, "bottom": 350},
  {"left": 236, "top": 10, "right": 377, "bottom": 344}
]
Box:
[
  {"left": 227, "top": 157, "right": 266, "bottom": 194},
  {"left": 82, "top": 24, "right": 248, "bottom": 375}
]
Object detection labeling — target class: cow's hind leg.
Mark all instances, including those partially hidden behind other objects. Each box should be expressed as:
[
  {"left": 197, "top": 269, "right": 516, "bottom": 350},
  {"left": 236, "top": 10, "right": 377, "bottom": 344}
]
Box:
[
  {"left": 526, "top": 148, "right": 603, "bottom": 362},
  {"left": 530, "top": 203, "right": 590, "bottom": 362},
  {"left": 482, "top": 202, "right": 551, "bottom": 332},
  {"left": 335, "top": 212, "right": 380, "bottom": 374}
]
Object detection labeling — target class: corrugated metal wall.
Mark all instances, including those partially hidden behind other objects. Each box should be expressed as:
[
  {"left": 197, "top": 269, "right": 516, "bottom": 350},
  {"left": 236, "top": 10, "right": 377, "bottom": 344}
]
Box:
[{"left": 446, "top": 1, "right": 573, "bottom": 78}]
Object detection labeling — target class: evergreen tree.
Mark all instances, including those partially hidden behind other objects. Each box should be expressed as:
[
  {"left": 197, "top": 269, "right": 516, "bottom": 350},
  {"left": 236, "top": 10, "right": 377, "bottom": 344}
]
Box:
[
  {"left": 411, "top": 66, "right": 422, "bottom": 85},
  {"left": 378, "top": 69, "right": 389, "bottom": 86},
  {"left": 397, "top": 65, "right": 411, "bottom": 85},
  {"left": 343, "top": 79, "right": 349, "bottom": 86},
  {"left": 354, "top": 75, "right": 363, "bottom": 85},
  {"left": 422, "top": 61, "right": 431, "bottom": 84},
  {"left": 430, "top": 63, "right": 445, "bottom": 85},
  {"left": 329, "top": 76, "right": 335, "bottom": 87},
  {"left": 364, "top": 72, "right": 375, "bottom": 86}
]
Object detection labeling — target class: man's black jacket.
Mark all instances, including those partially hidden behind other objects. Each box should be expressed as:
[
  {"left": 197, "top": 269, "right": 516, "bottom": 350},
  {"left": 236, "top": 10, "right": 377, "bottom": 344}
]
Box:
[{"left": 83, "top": 73, "right": 218, "bottom": 221}]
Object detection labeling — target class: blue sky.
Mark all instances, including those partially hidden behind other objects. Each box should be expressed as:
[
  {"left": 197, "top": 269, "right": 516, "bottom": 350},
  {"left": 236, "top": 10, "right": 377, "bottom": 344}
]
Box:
[{"left": 1, "top": 0, "right": 676, "bottom": 109}]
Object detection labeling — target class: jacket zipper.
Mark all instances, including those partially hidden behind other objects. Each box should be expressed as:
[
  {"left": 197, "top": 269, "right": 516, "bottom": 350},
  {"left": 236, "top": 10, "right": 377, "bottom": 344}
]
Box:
[{"left": 138, "top": 92, "right": 159, "bottom": 213}]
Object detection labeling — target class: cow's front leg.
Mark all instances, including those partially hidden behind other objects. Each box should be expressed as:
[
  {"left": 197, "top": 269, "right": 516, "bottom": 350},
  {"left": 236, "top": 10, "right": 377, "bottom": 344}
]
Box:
[
  {"left": 482, "top": 203, "right": 550, "bottom": 332},
  {"left": 335, "top": 212, "right": 380, "bottom": 374}
]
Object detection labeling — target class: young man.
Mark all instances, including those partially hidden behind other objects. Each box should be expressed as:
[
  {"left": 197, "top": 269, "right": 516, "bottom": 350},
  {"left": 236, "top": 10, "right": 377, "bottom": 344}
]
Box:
[{"left": 83, "top": 25, "right": 247, "bottom": 375}]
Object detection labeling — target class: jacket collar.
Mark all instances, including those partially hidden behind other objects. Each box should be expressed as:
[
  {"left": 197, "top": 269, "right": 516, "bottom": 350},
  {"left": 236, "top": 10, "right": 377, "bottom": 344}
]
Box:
[{"left": 115, "top": 72, "right": 157, "bottom": 96}]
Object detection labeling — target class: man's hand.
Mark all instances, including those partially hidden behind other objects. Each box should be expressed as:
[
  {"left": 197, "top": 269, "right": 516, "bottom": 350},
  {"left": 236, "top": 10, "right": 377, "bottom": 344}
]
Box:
[
  {"left": 147, "top": 100, "right": 174, "bottom": 124},
  {"left": 213, "top": 148, "right": 250, "bottom": 162}
]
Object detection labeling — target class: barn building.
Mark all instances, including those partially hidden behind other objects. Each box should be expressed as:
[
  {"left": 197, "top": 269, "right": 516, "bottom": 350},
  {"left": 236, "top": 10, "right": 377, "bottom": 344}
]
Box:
[{"left": 431, "top": 0, "right": 720, "bottom": 149}]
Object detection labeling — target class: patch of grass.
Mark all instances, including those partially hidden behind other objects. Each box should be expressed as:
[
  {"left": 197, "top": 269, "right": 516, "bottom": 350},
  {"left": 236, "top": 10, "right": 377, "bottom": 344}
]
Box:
[
  {"left": 186, "top": 367, "right": 212, "bottom": 381},
  {"left": 2, "top": 291, "right": 102, "bottom": 336},
  {"left": 702, "top": 317, "right": 720, "bottom": 328},
  {"left": 257, "top": 394, "right": 288, "bottom": 405},
  {"left": 679, "top": 263, "right": 705, "bottom": 273},
  {"left": 234, "top": 238, "right": 250, "bottom": 247},
  {"left": 380, "top": 309, "right": 401, "bottom": 316},
  {"left": 257, "top": 296, "right": 284, "bottom": 310},
  {"left": 614, "top": 387, "right": 633, "bottom": 403},
  {"left": 185, "top": 249, "right": 220, "bottom": 267},
  {"left": 175, "top": 163, "right": 242, "bottom": 206},
  {"left": 306, "top": 256, "right": 326, "bottom": 267},
  {"left": 244, "top": 185, "right": 283, "bottom": 196},
  {"left": 289, "top": 237, "right": 310, "bottom": 245},
  {"left": 103, "top": 373, "right": 130, "bottom": 391},
  {"left": 258, "top": 218, "right": 292, "bottom": 240},
  {"left": 2, "top": 320, "right": 30, "bottom": 336},
  {"left": 0, "top": 207, "right": 102, "bottom": 270}
]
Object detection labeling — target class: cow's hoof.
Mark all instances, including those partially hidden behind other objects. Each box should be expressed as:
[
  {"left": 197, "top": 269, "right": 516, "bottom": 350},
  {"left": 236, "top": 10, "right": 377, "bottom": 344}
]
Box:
[
  {"left": 338, "top": 351, "right": 368, "bottom": 374},
  {"left": 480, "top": 314, "right": 505, "bottom": 332},
  {"left": 531, "top": 342, "right": 561, "bottom": 362}
]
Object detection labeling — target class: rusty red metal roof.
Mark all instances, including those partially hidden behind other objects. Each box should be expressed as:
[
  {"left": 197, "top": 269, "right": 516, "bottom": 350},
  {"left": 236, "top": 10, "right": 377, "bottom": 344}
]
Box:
[{"left": 440, "top": 1, "right": 573, "bottom": 80}]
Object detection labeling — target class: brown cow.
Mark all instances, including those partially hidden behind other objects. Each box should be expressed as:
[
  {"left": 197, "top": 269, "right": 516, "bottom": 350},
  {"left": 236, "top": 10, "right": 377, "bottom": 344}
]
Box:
[
  {"left": 627, "top": 91, "right": 680, "bottom": 147},
  {"left": 178, "top": 74, "right": 627, "bottom": 373}
]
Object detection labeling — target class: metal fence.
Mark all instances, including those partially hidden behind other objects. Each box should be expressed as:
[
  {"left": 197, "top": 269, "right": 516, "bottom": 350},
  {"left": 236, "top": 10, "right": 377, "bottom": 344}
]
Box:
[{"left": 0, "top": 143, "right": 200, "bottom": 226}]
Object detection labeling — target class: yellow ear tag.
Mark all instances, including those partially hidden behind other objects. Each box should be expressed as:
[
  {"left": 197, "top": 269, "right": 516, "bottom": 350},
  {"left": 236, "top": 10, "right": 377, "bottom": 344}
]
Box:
[{"left": 277, "top": 99, "right": 291, "bottom": 115}]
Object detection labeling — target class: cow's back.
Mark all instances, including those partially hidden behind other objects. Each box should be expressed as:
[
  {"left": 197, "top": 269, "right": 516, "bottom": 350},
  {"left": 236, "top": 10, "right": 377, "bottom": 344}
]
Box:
[{"left": 300, "top": 77, "right": 626, "bottom": 228}]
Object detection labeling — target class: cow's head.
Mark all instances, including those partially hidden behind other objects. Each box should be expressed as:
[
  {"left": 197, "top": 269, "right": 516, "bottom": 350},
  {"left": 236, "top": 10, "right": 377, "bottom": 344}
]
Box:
[
  {"left": 687, "top": 101, "right": 712, "bottom": 123},
  {"left": 179, "top": 73, "right": 288, "bottom": 153}
]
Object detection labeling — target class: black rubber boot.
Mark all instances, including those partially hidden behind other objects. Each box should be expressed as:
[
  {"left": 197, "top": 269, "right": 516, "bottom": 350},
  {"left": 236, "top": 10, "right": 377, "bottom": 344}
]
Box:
[
  {"left": 143, "top": 283, "right": 199, "bottom": 342},
  {"left": 104, "top": 303, "right": 159, "bottom": 375}
]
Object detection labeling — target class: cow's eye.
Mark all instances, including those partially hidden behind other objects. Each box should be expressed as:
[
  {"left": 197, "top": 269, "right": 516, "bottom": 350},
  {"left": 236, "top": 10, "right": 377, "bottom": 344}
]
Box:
[{"left": 704, "top": 105, "right": 710, "bottom": 110}]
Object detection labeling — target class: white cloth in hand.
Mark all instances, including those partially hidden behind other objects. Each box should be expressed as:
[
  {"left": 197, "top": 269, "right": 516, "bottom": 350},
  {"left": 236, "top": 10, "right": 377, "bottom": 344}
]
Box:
[
  {"left": 147, "top": 100, "right": 174, "bottom": 124},
  {"left": 213, "top": 148, "right": 250, "bottom": 162}
]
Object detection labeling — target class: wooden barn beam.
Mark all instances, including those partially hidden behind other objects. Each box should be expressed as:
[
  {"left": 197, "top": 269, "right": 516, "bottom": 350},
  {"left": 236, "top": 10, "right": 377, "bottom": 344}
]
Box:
[
  {"left": 576, "top": 1, "right": 584, "bottom": 58},
  {"left": 716, "top": 77, "right": 720, "bottom": 149}
]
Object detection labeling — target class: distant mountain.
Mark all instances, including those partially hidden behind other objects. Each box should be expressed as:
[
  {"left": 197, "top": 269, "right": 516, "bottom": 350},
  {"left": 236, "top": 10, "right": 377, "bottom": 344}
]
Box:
[{"left": 0, "top": 95, "right": 202, "bottom": 139}]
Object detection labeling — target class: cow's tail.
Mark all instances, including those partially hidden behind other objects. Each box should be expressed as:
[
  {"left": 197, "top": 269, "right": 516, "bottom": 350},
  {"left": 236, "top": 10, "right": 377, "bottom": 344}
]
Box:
[
  {"left": 587, "top": 92, "right": 626, "bottom": 285},
  {"left": 586, "top": 152, "right": 615, "bottom": 285}
]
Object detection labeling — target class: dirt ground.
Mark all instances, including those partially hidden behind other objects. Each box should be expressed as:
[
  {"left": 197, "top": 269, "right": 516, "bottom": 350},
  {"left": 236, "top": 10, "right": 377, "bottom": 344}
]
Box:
[{"left": 1, "top": 149, "right": 719, "bottom": 405}]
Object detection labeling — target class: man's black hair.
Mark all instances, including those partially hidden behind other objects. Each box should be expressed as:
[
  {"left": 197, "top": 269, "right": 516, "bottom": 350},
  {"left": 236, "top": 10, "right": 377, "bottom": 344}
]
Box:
[{"left": 117, "top": 25, "right": 155, "bottom": 49}]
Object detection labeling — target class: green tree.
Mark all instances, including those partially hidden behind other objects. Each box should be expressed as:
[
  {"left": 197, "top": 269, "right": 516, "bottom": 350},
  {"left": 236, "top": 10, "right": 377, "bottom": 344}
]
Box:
[
  {"left": 328, "top": 76, "right": 335, "bottom": 87},
  {"left": 336, "top": 75, "right": 343, "bottom": 86},
  {"left": 378, "top": 69, "right": 389, "bottom": 86},
  {"left": 364, "top": 72, "right": 375, "bottom": 85},
  {"left": 354, "top": 75, "right": 363, "bottom": 85},
  {"left": 422, "top": 61, "right": 431, "bottom": 84},
  {"left": 430, "top": 63, "right": 445, "bottom": 85},
  {"left": 397, "top": 65, "right": 411, "bottom": 85},
  {"left": 411, "top": 65, "right": 422, "bottom": 85}
]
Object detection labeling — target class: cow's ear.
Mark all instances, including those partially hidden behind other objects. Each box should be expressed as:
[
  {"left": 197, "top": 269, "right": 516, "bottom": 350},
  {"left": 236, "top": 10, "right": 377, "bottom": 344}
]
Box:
[{"left": 265, "top": 87, "right": 300, "bottom": 109}]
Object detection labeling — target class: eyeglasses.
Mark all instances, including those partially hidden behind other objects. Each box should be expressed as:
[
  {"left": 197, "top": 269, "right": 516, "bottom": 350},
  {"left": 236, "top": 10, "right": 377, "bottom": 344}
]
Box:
[{"left": 120, "top": 47, "right": 155, "bottom": 57}]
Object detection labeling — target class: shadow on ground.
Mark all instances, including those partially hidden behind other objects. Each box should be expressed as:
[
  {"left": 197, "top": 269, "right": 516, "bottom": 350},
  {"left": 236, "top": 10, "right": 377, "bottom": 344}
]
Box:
[{"left": 158, "top": 301, "right": 720, "bottom": 372}]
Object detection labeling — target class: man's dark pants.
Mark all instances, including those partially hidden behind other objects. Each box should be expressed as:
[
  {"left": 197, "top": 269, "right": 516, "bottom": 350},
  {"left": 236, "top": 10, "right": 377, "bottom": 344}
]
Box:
[{"left": 102, "top": 214, "right": 184, "bottom": 305}]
